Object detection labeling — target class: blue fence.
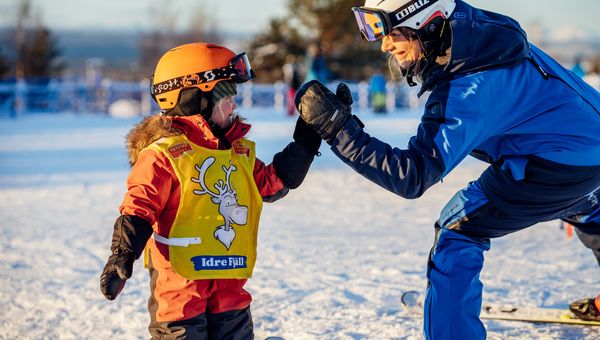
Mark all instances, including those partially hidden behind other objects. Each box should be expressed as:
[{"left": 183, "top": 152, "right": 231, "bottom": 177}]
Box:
[{"left": 0, "top": 79, "right": 425, "bottom": 117}]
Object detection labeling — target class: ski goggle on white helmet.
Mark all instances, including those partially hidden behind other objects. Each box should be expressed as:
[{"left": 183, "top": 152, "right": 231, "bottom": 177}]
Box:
[{"left": 352, "top": 0, "right": 456, "bottom": 41}]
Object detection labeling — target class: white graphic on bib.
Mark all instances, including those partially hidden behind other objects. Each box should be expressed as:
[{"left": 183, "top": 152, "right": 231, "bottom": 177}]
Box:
[{"left": 191, "top": 157, "right": 248, "bottom": 250}]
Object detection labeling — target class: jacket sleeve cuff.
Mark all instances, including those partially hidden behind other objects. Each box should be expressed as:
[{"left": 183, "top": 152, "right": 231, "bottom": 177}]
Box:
[{"left": 330, "top": 115, "right": 365, "bottom": 150}]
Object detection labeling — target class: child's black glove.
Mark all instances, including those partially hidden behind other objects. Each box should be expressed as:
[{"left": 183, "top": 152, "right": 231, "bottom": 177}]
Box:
[
  {"left": 272, "top": 117, "right": 322, "bottom": 191},
  {"left": 293, "top": 116, "right": 321, "bottom": 155},
  {"left": 100, "top": 215, "right": 153, "bottom": 300},
  {"left": 295, "top": 80, "right": 353, "bottom": 144}
]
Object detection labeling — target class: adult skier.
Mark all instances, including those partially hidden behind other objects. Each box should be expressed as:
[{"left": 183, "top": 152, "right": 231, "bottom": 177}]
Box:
[
  {"left": 99, "top": 43, "right": 321, "bottom": 338},
  {"left": 294, "top": 0, "right": 600, "bottom": 338}
]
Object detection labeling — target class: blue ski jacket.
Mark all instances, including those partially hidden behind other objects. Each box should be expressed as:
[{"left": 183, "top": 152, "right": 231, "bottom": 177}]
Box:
[{"left": 332, "top": 0, "right": 600, "bottom": 201}]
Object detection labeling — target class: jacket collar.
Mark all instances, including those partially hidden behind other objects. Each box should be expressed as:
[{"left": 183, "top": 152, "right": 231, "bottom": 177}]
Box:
[
  {"left": 420, "top": 0, "right": 530, "bottom": 95},
  {"left": 170, "top": 115, "right": 251, "bottom": 150}
]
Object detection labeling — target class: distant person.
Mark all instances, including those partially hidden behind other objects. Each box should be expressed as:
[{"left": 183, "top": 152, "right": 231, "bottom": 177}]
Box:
[
  {"left": 572, "top": 56, "right": 586, "bottom": 78},
  {"left": 305, "top": 43, "right": 331, "bottom": 83},
  {"left": 294, "top": 0, "right": 600, "bottom": 338},
  {"left": 369, "top": 71, "right": 387, "bottom": 113},
  {"left": 282, "top": 54, "right": 303, "bottom": 116},
  {"left": 99, "top": 42, "right": 321, "bottom": 338}
]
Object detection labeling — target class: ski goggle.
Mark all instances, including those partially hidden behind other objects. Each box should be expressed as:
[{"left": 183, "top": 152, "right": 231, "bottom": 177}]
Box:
[
  {"left": 352, "top": 7, "right": 393, "bottom": 41},
  {"left": 151, "top": 53, "right": 255, "bottom": 97},
  {"left": 352, "top": 2, "right": 435, "bottom": 41}
]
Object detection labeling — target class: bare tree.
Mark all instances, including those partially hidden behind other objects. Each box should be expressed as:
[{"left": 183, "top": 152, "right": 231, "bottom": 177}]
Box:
[
  {"left": 138, "top": 0, "right": 222, "bottom": 78},
  {"left": 184, "top": 3, "right": 222, "bottom": 44}
]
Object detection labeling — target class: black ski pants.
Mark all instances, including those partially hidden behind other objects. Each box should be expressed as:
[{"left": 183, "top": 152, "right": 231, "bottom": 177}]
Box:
[{"left": 148, "top": 306, "right": 253, "bottom": 340}]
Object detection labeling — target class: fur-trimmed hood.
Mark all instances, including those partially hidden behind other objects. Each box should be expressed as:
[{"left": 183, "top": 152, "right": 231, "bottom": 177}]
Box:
[
  {"left": 126, "top": 114, "right": 252, "bottom": 166},
  {"left": 126, "top": 115, "right": 182, "bottom": 166}
]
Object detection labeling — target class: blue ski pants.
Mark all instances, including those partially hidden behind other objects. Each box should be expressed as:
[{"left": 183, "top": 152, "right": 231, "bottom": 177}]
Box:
[{"left": 424, "top": 176, "right": 600, "bottom": 340}]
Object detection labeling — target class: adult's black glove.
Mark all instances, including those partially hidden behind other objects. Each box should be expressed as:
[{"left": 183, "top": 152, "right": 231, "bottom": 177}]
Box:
[
  {"left": 293, "top": 116, "right": 321, "bottom": 155},
  {"left": 295, "top": 80, "right": 353, "bottom": 144},
  {"left": 100, "top": 215, "right": 153, "bottom": 300}
]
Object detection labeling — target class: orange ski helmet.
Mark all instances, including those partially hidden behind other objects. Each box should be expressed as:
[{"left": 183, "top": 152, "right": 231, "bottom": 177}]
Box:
[{"left": 151, "top": 43, "right": 254, "bottom": 111}]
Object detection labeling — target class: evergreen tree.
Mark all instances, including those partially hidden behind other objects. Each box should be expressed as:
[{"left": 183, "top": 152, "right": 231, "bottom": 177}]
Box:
[
  {"left": 0, "top": 49, "right": 9, "bottom": 79},
  {"left": 13, "top": 0, "right": 65, "bottom": 79},
  {"left": 247, "top": 0, "right": 386, "bottom": 82},
  {"left": 246, "top": 18, "right": 306, "bottom": 83},
  {"left": 289, "top": 0, "right": 386, "bottom": 81},
  {"left": 20, "top": 27, "right": 64, "bottom": 78}
]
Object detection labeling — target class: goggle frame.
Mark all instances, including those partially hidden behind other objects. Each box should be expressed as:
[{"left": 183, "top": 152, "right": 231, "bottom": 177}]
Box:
[{"left": 151, "top": 52, "right": 255, "bottom": 99}]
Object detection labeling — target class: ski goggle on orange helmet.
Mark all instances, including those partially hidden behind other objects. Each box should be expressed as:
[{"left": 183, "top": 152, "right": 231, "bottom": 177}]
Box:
[
  {"left": 352, "top": 0, "right": 455, "bottom": 41},
  {"left": 151, "top": 43, "right": 255, "bottom": 110}
]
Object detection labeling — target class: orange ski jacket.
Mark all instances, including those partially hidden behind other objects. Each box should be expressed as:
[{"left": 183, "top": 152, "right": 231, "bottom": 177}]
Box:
[{"left": 118, "top": 114, "right": 287, "bottom": 321}]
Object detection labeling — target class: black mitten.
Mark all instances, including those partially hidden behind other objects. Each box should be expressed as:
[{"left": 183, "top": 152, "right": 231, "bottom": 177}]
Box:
[
  {"left": 100, "top": 215, "right": 153, "bottom": 300},
  {"left": 272, "top": 117, "right": 322, "bottom": 191},
  {"left": 293, "top": 116, "right": 321, "bottom": 155},
  {"left": 295, "top": 81, "right": 353, "bottom": 144},
  {"left": 335, "top": 82, "right": 353, "bottom": 106}
]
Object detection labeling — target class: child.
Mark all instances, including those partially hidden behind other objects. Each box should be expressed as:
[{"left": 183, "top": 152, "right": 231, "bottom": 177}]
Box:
[{"left": 100, "top": 42, "right": 321, "bottom": 338}]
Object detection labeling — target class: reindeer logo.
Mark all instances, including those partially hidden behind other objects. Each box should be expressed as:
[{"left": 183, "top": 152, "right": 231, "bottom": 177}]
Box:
[{"left": 191, "top": 157, "right": 248, "bottom": 250}]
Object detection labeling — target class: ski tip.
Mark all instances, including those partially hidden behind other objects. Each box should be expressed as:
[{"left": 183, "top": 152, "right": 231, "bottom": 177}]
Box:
[
  {"left": 401, "top": 290, "right": 422, "bottom": 306},
  {"left": 401, "top": 290, "right": 425, "bottom": 315}
]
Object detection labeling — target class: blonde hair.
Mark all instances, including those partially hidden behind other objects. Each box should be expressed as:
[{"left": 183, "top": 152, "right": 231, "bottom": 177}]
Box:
[
  {"left": 387, "top": 26, "right": 452, "bottom": 85},
  {"left": 387, "top": 37, "right": 427, "bottom": 84}
]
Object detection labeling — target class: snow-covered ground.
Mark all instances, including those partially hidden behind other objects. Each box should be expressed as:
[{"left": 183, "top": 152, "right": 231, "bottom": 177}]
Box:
[{"left": 0, "top": 110, "right": 598, "bottom": 340}]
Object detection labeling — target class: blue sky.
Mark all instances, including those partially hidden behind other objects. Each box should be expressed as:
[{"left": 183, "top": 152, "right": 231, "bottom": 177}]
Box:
[{"left": 0, "top": 0, "right": 599, "bottom": 37}]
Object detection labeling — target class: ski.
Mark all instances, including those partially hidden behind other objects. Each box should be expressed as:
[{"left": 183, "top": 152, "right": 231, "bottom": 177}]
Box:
[{"left": 401, "top": 290, "right": 600, "bottom": 327}]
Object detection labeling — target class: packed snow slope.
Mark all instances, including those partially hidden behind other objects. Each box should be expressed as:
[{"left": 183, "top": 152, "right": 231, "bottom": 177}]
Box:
[{"left": 0, "top": 110, "right": 598, "bottom": 339}]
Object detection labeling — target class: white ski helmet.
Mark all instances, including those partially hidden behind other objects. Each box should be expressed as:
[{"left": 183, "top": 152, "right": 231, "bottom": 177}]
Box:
[{"left": 352, "top": 0, "right": 456, "bottom": 41}]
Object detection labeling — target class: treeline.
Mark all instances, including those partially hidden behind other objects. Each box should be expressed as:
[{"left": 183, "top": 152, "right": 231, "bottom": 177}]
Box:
[
  {"left": 2, "top": 0, "right": 393, "bottom": 83},
  {"left": 0, "top": 0, "right": 64, "bottom": 80},
  {"left": 245, "top": 0, "right": 387, "bottom": 82}
]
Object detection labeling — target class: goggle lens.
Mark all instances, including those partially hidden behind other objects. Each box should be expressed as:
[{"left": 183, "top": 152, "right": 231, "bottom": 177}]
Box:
[
  {"left": 230, "top": 53, "right": 255, "bottom": 82},
  {"left": 352, "top": 8, "right": 387, "bottom": 41}
]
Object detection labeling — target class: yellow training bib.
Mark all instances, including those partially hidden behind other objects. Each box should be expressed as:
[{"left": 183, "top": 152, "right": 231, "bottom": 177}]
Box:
[{"left": 147, "top": 135, "right": 263, "bottom": 279}]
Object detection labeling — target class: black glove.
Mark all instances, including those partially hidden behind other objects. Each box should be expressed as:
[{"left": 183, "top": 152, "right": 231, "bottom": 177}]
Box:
[
  {"left": 293, "top": 116, "right": 321, "bottom": 155},
  {"left": 295, "top": 80, "right": 353, "bottom": 144},
  {"left": 100, "top": 215, "right": 153, "bottom": 300},
  {"left": 271, "top": 117, "right": 321, "bottom": 191}
]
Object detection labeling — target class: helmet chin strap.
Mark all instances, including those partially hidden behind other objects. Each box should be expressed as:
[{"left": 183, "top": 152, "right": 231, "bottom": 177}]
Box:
[
  {"left": 401, "top": 17, "right": 451, "bottom": 87},
  {"left": 396, "top": 35, "right": 423, "bottom": 87},
  {"left": 402, "top": 65, "right": 419, "bottom": 87},
  {"left": 400, "top": 52, "right": 423, "bottom": 87}
]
